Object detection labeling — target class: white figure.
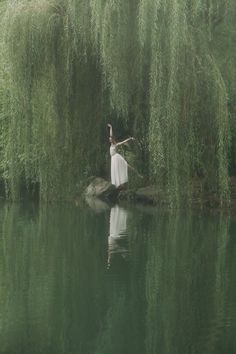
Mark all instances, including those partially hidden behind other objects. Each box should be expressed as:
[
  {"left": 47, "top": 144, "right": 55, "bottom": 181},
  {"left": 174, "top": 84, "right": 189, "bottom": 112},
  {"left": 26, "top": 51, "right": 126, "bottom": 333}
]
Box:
[{"left": 107, "top": 123, "right": 138, "bottom": 188}]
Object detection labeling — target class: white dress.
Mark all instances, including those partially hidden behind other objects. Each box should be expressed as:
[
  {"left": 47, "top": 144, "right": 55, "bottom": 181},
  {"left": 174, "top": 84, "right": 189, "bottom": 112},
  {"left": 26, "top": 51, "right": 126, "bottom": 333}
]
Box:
[{"left": 110, "top": 145, "right": 128, "bottom": 187}]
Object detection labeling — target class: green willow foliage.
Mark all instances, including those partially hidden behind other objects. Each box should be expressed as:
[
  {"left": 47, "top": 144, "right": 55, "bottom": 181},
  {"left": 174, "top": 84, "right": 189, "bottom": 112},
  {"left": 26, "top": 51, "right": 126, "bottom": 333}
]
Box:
[{"left": 0, "top": 0, "right": 235, "bottom": 204}]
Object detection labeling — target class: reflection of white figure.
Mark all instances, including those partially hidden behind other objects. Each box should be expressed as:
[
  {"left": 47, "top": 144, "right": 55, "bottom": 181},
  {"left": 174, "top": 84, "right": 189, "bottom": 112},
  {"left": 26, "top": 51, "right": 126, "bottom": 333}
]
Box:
[{"left": 108, "top": 205, "right": 128, "bottom": 268}]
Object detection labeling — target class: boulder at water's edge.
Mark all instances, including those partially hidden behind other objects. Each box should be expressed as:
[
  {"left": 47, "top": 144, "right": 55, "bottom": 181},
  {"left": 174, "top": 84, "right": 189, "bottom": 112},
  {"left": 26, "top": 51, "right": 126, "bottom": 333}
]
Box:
[{"left": 85, "top": 177, "right": 117, "bottom": 200}]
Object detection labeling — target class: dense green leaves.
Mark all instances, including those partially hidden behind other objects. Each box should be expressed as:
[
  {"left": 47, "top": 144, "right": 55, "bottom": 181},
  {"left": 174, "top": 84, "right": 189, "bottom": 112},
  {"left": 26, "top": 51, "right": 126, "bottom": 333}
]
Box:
[{"left": 0, "top": 0, "right": 235, "bottom": 204}]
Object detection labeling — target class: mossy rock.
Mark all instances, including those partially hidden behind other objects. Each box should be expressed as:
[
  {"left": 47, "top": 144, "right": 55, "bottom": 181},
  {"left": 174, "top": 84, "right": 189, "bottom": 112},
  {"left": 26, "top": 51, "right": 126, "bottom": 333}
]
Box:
[{"left": 85, "top": 177, "right": 117, "bottom": 201}]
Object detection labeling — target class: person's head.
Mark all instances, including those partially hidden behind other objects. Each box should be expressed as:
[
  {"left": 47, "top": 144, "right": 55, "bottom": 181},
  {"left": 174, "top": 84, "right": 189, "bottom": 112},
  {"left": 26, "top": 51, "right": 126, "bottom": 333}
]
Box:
[{"left": 109, "top": 136, "right": 116, "bottom": 144}]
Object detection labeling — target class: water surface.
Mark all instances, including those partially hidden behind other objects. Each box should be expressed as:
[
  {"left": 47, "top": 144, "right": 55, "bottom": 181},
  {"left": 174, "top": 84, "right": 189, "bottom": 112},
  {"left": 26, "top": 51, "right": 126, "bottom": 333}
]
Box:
[{"left": 0, "top": 201, "right": 235, "bottom": 354}]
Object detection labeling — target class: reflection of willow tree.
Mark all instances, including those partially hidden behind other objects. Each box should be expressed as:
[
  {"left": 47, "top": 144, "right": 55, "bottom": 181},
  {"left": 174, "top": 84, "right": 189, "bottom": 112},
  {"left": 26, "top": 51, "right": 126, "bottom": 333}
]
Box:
[
  {"left": 0, "top": 204, "right": 109, "bottom": 354},
  {"left": 94, "top": 290, "right": 129, "bottom": 354},
  {"left": 145, "top": 212, "right": 232, "bottom": 354},
  {"left": 0, "top": 203, "right": 146, "bottom": 354},
  {"left": 208, "top": 217, "right": 232, "bottom": 354},
  {"left": 0, "top": 204, "right": 235, "bottom": 353},
  {"left": 95, "top": 206, "right": 147, "bottom": 354},
  {"left": 0, "top": 0, "right": 235, "bottom": 204}
]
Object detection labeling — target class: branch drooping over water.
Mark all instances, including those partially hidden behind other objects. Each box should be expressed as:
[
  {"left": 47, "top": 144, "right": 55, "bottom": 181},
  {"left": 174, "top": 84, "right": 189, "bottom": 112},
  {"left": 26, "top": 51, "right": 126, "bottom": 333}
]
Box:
[{"left": 0, "top": 0, "right": 234, "bottom": 205}]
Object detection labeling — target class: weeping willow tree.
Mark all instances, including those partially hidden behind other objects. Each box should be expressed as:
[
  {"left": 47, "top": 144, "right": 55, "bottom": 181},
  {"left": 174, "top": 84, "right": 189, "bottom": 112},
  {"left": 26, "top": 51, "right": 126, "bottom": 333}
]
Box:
[
  {"left": 142, "top": 0, "right": 233, "bottom": 205},
  {"left": 0, "top": 0, "right": 235, "bottom": 204}
]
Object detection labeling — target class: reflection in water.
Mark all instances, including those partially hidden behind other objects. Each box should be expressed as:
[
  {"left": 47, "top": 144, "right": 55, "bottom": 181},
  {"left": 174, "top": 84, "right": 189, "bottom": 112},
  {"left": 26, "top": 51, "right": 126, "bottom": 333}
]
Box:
[
  {"left": 0, "top": 203, "right": 235, "bottom": 354},
  {"left": 85, "top": 196, "right": 110, "bottom": 213},
  {"left": 144, "top": 213, "right": 235, "bottom": 354},
  {"left": 108, "top": 205, "right": 129, "bottom": 269}
]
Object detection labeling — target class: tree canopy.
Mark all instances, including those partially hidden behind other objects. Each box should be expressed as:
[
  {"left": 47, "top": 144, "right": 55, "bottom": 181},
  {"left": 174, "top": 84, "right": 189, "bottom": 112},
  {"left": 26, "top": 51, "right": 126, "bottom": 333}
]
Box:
[{"left": 0, "top": 0, "right": 235, "bottom": 205}]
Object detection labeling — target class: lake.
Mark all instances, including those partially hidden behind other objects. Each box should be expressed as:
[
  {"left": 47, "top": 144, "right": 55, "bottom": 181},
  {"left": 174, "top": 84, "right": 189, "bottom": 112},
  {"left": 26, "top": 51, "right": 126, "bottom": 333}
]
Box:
[{"left": 0, "top": 200, "right": 235, "bottom": 354}]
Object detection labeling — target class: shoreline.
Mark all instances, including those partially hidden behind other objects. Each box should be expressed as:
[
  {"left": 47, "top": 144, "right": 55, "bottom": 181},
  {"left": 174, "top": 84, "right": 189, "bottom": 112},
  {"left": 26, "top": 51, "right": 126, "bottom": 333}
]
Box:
[{"left": 84, "top": 177, "right": 236, "bottom": 211}]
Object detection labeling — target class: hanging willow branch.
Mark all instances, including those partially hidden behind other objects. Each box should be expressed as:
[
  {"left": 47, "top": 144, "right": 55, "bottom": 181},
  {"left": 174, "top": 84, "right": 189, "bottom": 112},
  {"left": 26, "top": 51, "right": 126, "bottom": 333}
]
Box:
[{"left": 0, "top": 0, "right": 234, "bottom": 205}]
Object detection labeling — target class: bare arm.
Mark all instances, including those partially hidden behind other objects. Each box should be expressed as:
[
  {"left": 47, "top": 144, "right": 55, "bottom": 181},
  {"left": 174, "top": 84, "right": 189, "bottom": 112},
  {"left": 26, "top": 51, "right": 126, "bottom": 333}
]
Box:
[
  {"left": 107, "top": 123, "right": 113, "bottom": 137},
  {"left": 116, "top": 137, "right": 135, "bottom": 147}
]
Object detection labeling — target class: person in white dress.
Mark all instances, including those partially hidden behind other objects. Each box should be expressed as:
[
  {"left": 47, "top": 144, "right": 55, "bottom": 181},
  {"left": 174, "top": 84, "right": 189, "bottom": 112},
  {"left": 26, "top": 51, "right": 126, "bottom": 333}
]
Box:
[{"left": 107, "top": 123, "right": 138, "bottom": 188}]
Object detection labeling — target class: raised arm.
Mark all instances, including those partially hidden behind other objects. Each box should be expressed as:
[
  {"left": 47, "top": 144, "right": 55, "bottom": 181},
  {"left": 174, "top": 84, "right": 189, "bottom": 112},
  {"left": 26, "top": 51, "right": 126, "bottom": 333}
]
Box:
[
  {"left": 116, "top": 137, "right": 135, "bottom": 147},
  {"left": 107, "top": 123, "right": 113, "bottom": 137}
]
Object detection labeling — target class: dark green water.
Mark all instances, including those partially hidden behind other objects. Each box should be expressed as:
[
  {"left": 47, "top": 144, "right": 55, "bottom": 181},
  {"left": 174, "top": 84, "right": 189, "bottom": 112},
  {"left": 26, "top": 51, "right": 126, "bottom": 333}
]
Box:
[{"left": 0, "top": 201, "right": 235, "bottom": 354}]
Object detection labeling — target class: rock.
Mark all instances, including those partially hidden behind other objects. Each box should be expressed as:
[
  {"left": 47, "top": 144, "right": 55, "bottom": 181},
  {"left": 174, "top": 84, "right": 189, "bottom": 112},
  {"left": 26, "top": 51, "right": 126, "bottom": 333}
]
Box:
[
  {"left": 84, "top": 178, "right": 170, "bottom": 206},
  {"left": 85, "top": 177, "right": 117, "bottom": 200},
  {"left": 118, "top": 188, "right": 135, "bottom": 201}
]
